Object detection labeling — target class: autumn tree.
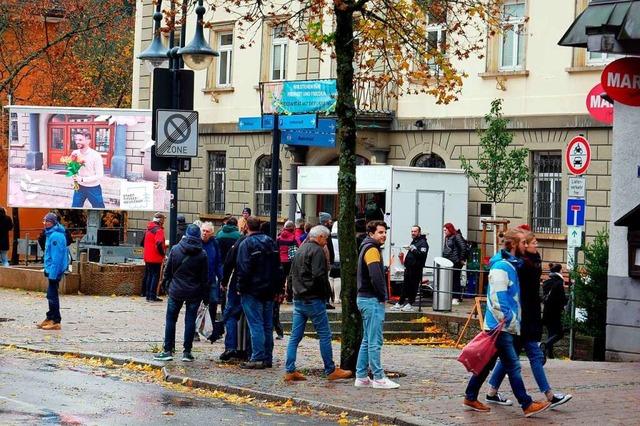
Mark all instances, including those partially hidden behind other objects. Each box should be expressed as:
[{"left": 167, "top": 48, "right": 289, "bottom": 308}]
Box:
[
  {"left": 205, "top": 0, "right": 507, "bottom": 369},
  {"left": 460, "top": 98, "right": 530, "bottom": 250},
  {"left": 0, "top": 0, "right": 135, "bottom": 181}
]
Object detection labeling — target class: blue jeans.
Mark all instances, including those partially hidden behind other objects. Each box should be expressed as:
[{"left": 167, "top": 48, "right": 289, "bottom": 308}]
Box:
[
  {"left": 0, "top": 250, "right": 9, "bottom": 266},
  {"left": 46, "top": 278, "right": 62, "bottom": 323},
  {"left": 223, "top": 286, "right": 243, "bottom": 351},
  {"left": 145, "top": 262, "right": 162, "bottom": 300},
  {"left": 241, "top": 294, "right": 274, "bottom": 363},
  {"left": 163, "top": 296, "right": 200, "bottom": 354},
  {"left": 72, "top": 185, "right": 105, "bottom": 208},
  {"left": 356, "top": 296, "right": 386, "bottom": 380},
  {"left": 465, "top": 332, "right": 533, "bottom": 410},
  {"left": 286, "top": 299, "right": 335, "bottom": 375},
  {"left": 489, "top": 340, "right": 551, "bottom": 393}
]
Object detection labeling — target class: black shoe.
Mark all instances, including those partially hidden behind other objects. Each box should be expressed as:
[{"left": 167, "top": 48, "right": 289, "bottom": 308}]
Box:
[
  {"left": 219, "top": 349, "right": 238, "bottom": 361},
  {"left": 264, "top": 361, "right": 273, "bottom": 368},
  {"left": 193, "top": 333, "right": 201, "bottom": 342},
  {"left": 147, "top": 297, "right": 163, "bottom": 302},
  {"left": 326, "top": 304, "right": 336, "bottom": 310},
  {"left": 240, "top": 360, "right": 266, "bottom": 370}
]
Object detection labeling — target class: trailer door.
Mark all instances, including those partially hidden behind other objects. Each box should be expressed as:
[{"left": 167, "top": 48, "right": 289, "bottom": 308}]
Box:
[{"left": 417, "top": 190, "right": 445, "bottom": 274}]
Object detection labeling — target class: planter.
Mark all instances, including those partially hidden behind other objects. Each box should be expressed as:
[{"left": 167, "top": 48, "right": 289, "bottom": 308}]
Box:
[{"left": 573, "top": 334, "right": 606, "bottom": 361}]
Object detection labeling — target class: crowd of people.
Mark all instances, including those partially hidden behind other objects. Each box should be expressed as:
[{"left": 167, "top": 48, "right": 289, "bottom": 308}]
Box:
[{"left": 30, "top": 208, "right": 572, "bottom": 413}]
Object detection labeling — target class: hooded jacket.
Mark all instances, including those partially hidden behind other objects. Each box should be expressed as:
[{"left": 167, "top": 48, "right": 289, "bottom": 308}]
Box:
[
  {"left": 404, "top": 234, "right": 429, "bottom": 270},
  {"left": 236, "top": 232, "right": 284, "bottom": 301},
  {"left": 518, "top": 251, "right": 543, "bottom": 341},
  {"left": 357, "top": 236, "right": 387, "bottom": 303},
  {"left": 143, "top": 220, "right": 165, "bottom": 263},
  {"left": 542, "top": 272, "right": 568, "bottom": 325},
  {"left": 163, "top": 235, "right": 208, "bottom": 301},
  {"left": 277, "top": 228, "right": 298, "bottom": 263},
  {"left": 485, "top": 249, "right": 523, "bottom": 335},
  {"left": 443, "top": 232, "right": 467, "bottom": 264},
  {"left": 44, "top": 223, "right": 69, "bottom": 280},
  {"left": 217, "top": 224, "right": 241, "bottom": 262}
]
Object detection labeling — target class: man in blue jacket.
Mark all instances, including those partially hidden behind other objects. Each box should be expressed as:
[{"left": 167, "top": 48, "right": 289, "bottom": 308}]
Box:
[
  {"left": 36, "top": 213, "right": 69, "bottom": 331},
  {"left": 463, "top": 228, "right": 551, "bottom": 418},
  {"left": 154, "top": 224, "right": 208, "bottom": 362},
  {"left": 235, "top": 216, "right": 284, "bottom": 369},
  {"left": 201, "top": 222, "right": 223, "bottom": 330}
]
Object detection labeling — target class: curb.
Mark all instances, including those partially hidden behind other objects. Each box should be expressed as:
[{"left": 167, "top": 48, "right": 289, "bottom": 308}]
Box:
[{"left": 1, "top": 343, "right": 419, "bottom": 425}]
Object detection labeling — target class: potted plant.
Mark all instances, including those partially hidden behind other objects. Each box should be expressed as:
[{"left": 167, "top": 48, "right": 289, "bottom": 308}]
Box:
[{"left": 570, "top": 228, "right": 608, "bottom": 361}]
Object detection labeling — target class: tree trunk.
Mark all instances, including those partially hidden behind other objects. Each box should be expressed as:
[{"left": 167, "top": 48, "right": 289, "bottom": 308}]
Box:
[
  {"left": 11, "top": 207, "right": 19, "bottom": 265},
  {"left": 335, "top": 4, "right": 362, "bottom": 371}
]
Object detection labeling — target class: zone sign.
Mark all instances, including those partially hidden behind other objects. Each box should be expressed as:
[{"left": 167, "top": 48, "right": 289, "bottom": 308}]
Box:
[{"left": 565, "top": 135, "right": 591, "bottom": 175}]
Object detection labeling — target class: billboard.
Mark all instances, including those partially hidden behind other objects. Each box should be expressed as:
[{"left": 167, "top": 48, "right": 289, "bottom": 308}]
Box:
[{"left": 7, "top": 106, "right": 170, "bottom": 211}]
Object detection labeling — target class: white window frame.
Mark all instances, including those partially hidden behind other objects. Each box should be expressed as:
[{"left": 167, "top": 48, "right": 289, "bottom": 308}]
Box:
[
  {"left": 270, "top": 24, "right": 288, "bottom": 81},
  {"left": 216, "top": 32, "right": 233, "bottom": 87},
  {"left": 499, "top": 2, "right": 525, "bottom": 71},
  {"left": 426, "top": 24, "right": 447, "bottom": 70}
]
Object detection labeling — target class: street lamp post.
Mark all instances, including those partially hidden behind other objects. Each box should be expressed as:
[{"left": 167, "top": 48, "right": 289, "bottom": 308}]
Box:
[{"left": 138, "top": 0, "right": 218, "bottom": 247}]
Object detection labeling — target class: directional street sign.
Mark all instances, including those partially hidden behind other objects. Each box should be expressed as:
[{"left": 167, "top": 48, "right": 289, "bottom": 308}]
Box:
[
  {"left": 566, "top": 198, "right": 586, "bottom": 226},
  {"left": 567, "top": 225, "right": 583, "bottom": 248},
  {"left": 155, "top": 109, "right": 198, "bottom": 157},
  {"left": 238, "top": 116, "right": 263, "bottom": 131},
  {"left": 317, "top": 118, "right": 337, "bottom": 133},
  {"left": 565, "top": 135, "right": 591, "bottom": 175},
  {"left": 281, "top": 130, "right": 336, "bottom": 148},
  {"left": 279, "top": 114, "right": 317, "bottom": 130},
  {"left": 262, "top": 115, "right": 274, "bottom": 130}
]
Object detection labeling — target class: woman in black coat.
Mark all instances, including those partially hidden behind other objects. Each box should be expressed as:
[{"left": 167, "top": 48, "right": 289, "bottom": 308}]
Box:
[
  {"left": 0, "top": 206, "right": 14, "bottom": 266},
  {"left": 541, "top": 263, "right": 568, "bottom": 359}
]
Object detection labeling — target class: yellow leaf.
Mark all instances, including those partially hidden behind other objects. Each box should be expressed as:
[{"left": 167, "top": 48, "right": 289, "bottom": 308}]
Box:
[{"left": 163, "top": 411, "right": 175, "bottom": 416}]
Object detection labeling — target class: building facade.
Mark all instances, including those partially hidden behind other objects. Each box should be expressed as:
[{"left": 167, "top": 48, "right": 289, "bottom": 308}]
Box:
[{"left": 131, "top": 0, "right": 612, "bottom": 265}]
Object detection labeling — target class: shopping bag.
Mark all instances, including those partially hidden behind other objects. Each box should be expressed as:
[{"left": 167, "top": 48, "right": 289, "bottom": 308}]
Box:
[
  {"left": 457, "top": 321, "right": 505, "bottom": 376},
  {"left": 196, "top": 303, "right": 213, "bottom": 340}
]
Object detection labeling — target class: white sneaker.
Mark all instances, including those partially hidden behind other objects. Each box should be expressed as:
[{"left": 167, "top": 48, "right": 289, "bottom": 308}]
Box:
[
  {"left": 371, "top": 377, "right": 400, "bottom": 389},
  {"left": 390, "top": 303, "right": 402, "bottom": 311},
  {"left": 401, "top": 304, "right": 416, "bottom": 312},
  {"left": 452, "top": 299, "right": 460, "bottom": 306},
  {"left": 354, "top": 377, "right": 372, "bottom": 388}
]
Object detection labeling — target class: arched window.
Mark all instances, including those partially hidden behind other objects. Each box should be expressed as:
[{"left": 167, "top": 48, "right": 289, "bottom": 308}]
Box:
[
  {"left": 255, "top": 155, "right": 282, "bottom": 216},
  {"left": 412, "top": 153, "right": 446, "bottom": 169}
]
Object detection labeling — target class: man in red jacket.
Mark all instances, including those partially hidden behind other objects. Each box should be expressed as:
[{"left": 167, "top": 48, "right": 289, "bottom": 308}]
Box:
[{"left": 143, "top": 212, "right": 167, "bottom": 302}]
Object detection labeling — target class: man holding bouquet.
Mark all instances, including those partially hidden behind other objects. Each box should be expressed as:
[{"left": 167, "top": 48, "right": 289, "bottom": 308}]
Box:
[{"left": 70, "top": 131, "right": 105, "bottom": 208}]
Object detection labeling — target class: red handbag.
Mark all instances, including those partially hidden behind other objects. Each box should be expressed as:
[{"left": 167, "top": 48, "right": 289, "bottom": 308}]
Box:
[{"left": 457, "top": 321, "right": 505, "bottom": 376}]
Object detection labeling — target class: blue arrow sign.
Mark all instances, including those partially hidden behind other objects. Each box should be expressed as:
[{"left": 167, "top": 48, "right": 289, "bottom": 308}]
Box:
[
  {"left": 317, "top": 118, "right": 337, "bottom": 133},
  {"left": 566, "top": 198, "right": 586, "bottom": 226},
  {"left": 238, "top": 117, "right": 263, "bottom": 131},
  {"left": 279, "top": 114, "right": 317, "bottom": 130},
  {"left": 281, "top": 130, "right": 336, "bottom": 148}
]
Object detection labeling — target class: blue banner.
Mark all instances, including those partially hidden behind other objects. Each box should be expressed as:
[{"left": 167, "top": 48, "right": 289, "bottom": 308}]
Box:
[{"left": 269, "top": 80, "right": 337, "bottom": 115}]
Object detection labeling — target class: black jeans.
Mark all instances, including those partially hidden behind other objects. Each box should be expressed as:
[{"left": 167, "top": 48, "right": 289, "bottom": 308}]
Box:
[
  {"left": 452, "top": 261, "right": 463, "bottom": 300},
  {"left": 399, "top": 267, "right": 421, "bottom": 305}
]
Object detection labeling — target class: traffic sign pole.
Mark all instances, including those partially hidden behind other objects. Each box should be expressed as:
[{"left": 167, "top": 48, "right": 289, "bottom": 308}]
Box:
[{"left": 269, "top": 115, "right": 280, "bottom": 240}]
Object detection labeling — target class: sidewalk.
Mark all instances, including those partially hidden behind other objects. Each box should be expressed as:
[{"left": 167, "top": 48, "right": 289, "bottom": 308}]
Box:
[{"left": 0, "top": 288, "right": 638, "bottom": 425}]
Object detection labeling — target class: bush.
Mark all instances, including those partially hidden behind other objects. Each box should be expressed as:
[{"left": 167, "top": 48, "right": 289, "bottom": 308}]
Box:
[{"left": 570, "top": 229, "right": 609, "bottom": 338}]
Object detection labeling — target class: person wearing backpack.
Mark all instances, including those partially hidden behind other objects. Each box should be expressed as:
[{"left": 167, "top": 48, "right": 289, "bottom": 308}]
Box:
[
  {"left": 541, "top": 263, "right": 568, "bottom": 359},
  {"left": 443, "top": 222, "right": 467, "bottom": 305}
]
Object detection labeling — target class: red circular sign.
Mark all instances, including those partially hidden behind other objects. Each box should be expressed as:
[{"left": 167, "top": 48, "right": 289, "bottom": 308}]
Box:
[
  {"left": 601, "top": 57, "right": 640, "bottom": 107},
  {"left": 586, "top": 83, "right": 613, "bottom": 124},
  {"left": 565, "top": 136, "right": 591, "bottom": 175}
]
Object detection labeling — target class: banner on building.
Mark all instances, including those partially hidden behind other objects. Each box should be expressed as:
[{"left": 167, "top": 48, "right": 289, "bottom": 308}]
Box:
[{"left": 262, "top": 80, "right": 337, "bottom": 115}]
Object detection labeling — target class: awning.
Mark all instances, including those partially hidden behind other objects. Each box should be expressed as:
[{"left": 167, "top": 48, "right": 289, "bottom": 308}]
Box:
[{"left": 558, "top": 0, "right": 640, "bottom": 55}]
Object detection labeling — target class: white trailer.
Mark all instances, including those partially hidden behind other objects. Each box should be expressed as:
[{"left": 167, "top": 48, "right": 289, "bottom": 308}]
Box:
[{"left": 289, "top": 165, "right": 468, "bottom": 283}]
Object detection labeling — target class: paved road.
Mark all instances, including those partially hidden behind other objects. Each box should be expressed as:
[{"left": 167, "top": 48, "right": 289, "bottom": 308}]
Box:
[
  {"left": 0, "top": 288, "right": 639, "bottom": 425},
  {"left": 0, "top": 349, "right": 341, "bottom": 425}
]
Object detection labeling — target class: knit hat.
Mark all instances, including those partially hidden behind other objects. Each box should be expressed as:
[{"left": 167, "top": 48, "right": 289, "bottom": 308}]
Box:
[
  {"left": 242, "top": 207, "right": 252, "bottom": 215},
  {"left": 44, "top": 213, "right": 58, "bottom": 224},
  {"left": 177, "top": 215, "right": 186, "bottom": 223},
  {"left": 319, "top": 212, "right": 331, "bottom": 224},
  {"left": 185, "top": 224, "right": 201, "bottom": 238}
]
